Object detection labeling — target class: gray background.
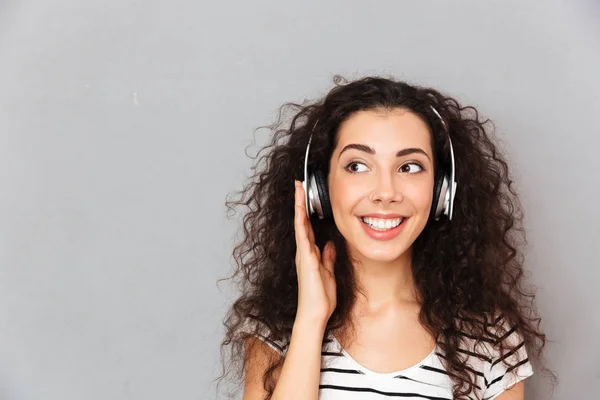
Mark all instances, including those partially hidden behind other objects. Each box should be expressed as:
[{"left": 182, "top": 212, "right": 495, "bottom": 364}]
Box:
[{"left": 1, "top": 1, "right": 598, "bottom": 399}]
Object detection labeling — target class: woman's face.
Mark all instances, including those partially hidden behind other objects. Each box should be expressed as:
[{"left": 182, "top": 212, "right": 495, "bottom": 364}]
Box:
[{"left": 327, "top": 108, "right": 435, "bottom": 263}]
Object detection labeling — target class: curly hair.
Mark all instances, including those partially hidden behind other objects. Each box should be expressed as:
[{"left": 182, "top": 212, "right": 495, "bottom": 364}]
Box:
[{"left": 214, "top": 75, "right": 556, "bottom": 399}]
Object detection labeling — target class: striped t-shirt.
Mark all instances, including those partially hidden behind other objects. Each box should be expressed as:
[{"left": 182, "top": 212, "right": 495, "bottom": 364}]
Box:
[{"left": 241, "top": 315, "right": 534, "bottom": 400}]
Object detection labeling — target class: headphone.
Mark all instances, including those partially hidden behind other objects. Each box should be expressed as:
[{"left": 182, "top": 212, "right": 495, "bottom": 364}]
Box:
[{"left": 302, "top": 105, "right": 457, "bottom": 223}]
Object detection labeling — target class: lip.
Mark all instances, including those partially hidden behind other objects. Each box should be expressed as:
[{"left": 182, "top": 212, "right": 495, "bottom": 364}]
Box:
[
  {"left": 360, "top": 213, "right": 408, "bottom": 219},
  {"left": 358, "top": 216, "right": 408, "bottom": 241}
]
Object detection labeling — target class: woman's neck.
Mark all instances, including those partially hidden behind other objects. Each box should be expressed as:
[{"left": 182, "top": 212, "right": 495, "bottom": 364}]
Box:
[{"left": 351, "top": 249, "right": 420, "bottom": 315}]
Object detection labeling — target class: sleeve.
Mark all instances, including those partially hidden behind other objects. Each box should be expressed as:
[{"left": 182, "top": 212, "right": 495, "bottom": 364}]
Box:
[
  {"left": 482, "top": 317, "right": 534, "bottom": 400},
  {"left": 237, "top": 314, "right": 289, "bottom": 356}
]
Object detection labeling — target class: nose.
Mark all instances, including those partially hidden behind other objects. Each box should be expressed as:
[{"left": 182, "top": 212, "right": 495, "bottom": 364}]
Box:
[{"left": 370, "top": 171, "right": 402, "bottom": 204}]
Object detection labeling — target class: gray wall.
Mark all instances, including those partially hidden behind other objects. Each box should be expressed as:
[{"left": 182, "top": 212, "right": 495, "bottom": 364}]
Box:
[{"left": 1, "top": 1, "right": 598, "bottom": 399}]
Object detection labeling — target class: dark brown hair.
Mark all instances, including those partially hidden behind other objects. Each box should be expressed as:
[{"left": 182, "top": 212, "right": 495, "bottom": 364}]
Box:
[{"left": 214, "top": 75, "right": 556, "bottom": 399}]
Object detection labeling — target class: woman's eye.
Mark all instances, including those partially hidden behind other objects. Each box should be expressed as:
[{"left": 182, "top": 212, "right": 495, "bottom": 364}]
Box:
[
  {"left": 400, "top": 163, "right": 424, "bottom": 174},
  {"left": 345, "top": 161, "right": 368, "bottom": 173}
]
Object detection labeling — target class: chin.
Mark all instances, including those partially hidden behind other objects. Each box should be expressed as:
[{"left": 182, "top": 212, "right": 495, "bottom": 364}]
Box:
[{"left": 351, "top": 242, "right": 412, "bottom": 264}]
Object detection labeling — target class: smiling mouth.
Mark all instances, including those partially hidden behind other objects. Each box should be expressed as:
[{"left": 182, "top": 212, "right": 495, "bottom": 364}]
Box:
[{"left": 360, "top": 216, "right": 405, "bottom": 231}]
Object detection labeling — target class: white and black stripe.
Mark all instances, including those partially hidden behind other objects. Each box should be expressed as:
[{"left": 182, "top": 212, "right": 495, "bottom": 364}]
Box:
[{"left": 240, "top": 315, "right": 533, "bottom": 399}]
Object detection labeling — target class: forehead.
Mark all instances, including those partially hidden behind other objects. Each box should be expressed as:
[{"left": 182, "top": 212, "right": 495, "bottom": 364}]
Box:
[{"left": 334, "top": 108, "right": 432, "bottom": 153}]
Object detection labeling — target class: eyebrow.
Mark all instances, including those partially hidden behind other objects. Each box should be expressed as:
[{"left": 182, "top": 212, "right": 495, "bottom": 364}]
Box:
[{"left": 337, "top": 143, "right": 431, "bottom": 162}]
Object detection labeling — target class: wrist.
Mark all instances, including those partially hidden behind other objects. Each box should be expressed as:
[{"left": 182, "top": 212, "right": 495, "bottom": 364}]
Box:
[{"left": 293, "top": 315, "right": 328, "bottom": 333}]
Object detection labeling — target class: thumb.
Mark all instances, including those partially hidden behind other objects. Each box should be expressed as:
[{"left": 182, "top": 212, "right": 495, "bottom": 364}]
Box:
[{"left": 322, "top": 241, "right": 336, "bottom": 275}]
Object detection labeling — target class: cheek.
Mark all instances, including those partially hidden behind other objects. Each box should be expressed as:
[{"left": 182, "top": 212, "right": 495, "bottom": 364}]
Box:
[
  {"left": 403, "top": 171, "right": 435, "bottom": 203},
  {"left": 329, "top": 179, "right": 354, "bottom": 212},
  {"left": 328, "top": 180, "right": 360, "bottom": 230},
  {"left": 328, "top": 173, "right": 368, "bottom": 212},
  {"left": 405, "top": 184, "right": 434, "bottom": 209}
]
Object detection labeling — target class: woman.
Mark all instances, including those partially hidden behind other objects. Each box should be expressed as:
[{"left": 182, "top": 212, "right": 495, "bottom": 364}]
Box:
[{"left": 215, "top": 75, "right": 553, "bottom": 400}]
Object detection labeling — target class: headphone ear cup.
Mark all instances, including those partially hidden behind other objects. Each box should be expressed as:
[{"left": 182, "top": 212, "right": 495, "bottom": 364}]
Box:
[
  {"left": 313, "top": 169, "right": 333, "bottom": 219},
  {"left": 429, "top": 171, "right": 447, "bottom": 222}
]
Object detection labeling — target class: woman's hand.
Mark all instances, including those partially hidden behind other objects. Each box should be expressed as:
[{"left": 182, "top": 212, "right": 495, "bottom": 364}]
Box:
[{"left": 293, "top": 180, "right": 337, "bottom": 325}]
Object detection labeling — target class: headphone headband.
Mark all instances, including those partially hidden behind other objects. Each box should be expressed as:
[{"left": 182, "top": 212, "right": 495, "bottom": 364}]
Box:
[{"left": 428, "top": 105, "right": 457, "bottom": 220}]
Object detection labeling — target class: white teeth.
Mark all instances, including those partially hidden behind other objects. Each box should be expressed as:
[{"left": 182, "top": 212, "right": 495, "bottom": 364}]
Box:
[{"left": 361, "top": 217, "right": 404, "bottom": 230}]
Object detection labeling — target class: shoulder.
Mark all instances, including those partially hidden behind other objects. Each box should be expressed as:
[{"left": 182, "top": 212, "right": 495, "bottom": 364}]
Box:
[
  {"left": 443, "top": 313, "right": 533, "bottom": 399},
  {"left": 240, "top": 315, "right": 288, "bottom": 400},
  {"left": 237, "top": 313, "right": 290, "bottom": 356},
  {"left": 479, "top": 313, "right": 534, "bottom": 399}
]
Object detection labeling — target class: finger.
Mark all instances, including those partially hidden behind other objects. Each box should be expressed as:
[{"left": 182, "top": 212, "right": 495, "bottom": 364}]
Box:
[
  {"left": 293, "top": 180, "right": 310, "bottom": 252},
  {"left": 322, "top": 241, "right": 336, "bottom": 276},
  {"left": 305, "top": 215, "right": 316, "bottom": 245},
  {"left": 296, "top": 180, "right": 316, "bottom": 245},
  {"left": 296, "top": 179, "right": 306, "bottom": 210}
]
